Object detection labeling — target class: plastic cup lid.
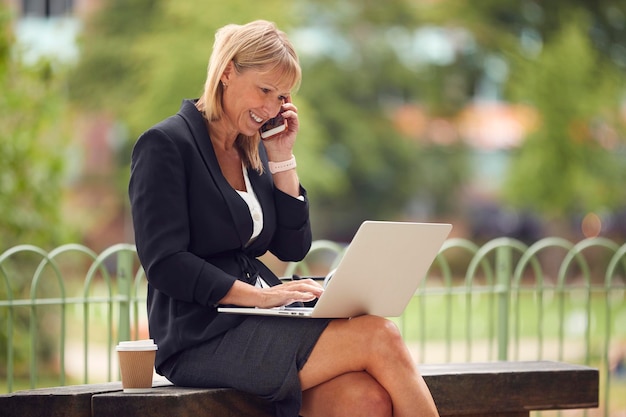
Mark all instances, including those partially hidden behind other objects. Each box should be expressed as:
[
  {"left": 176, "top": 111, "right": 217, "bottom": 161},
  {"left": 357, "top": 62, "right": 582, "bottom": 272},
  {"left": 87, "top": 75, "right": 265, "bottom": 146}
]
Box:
[{"left": 116, "top": 339, "right": 158, "bottom": 351}]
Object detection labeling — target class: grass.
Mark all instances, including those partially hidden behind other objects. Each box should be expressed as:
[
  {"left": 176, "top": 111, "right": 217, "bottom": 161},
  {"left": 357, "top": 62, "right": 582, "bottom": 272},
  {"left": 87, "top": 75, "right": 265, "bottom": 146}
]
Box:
[{"left": 397, "top": 288, "right": 625, "bottom": 344}]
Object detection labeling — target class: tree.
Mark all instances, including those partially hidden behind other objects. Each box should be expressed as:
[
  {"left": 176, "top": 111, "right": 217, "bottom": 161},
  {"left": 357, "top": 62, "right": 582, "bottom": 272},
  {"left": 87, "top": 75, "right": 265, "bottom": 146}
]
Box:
[
  {"left": 0, "top": 5, "right": 74, "bottom": 249},
  {"left": 504, "top": 18, "right": 626, "bottom": 218},
  {"left": 272, "top": 0, "right": 471, "bottom": 237},
  {"left": 422, "top": 0, "right": 626, "bottom": 232}
]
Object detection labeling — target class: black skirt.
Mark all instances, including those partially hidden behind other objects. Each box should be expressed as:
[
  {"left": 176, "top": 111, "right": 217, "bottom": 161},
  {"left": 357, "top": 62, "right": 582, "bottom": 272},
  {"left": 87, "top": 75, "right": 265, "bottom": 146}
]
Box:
[{"left": 159, "top": 315, "right": 331, "bottom": 417}]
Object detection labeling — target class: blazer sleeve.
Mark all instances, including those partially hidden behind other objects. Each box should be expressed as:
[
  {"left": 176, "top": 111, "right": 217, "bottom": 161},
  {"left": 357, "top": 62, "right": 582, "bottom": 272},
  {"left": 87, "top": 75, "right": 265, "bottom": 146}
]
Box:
[
  {"left": 129, "top": 128, "right": 235, "bottom": 306},
  {"left": 268, "top": 186, "right": 312, "bottom": 262}
]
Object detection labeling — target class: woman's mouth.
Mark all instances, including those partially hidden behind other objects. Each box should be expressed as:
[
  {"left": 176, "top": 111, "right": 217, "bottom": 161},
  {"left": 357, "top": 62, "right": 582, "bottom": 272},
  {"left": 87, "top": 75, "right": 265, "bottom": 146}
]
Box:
[{"left": 250, "top": 111, "right": 264, "bottom": 124}]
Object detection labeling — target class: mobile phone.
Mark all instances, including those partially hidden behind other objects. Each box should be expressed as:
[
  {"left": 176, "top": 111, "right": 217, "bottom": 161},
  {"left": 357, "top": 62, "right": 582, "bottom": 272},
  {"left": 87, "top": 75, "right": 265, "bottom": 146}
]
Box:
[{"left": 260, "top": 111, "right": 287, "bottom": 140}]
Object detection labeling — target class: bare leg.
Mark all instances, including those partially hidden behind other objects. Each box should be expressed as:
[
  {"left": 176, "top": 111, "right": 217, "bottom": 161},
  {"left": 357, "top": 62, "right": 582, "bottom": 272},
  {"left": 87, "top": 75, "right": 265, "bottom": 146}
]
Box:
[
  {"left": 301, "top": 371, "right": 392, "bottom": 417},
  {"left": 299, "top": 315, "right": 439, "bottom": 417}
]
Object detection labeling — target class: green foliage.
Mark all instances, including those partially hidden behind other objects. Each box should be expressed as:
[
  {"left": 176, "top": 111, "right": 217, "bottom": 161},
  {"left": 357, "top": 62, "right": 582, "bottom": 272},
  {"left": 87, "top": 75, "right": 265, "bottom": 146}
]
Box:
[
  {"left": 424, "top": 1, "right": 626, "bottom": 222},
  {"left": 280, "top": 0, "right": 471, "bottom": 236},
  {"left": 0, "top": 5, "right": 75, "bottom": 249},
  {"left": 68, "top": 0, "right": 163, "bottom": 120},
  {"left": 503, "top": 18, "right": 626, "bottom": 216}
]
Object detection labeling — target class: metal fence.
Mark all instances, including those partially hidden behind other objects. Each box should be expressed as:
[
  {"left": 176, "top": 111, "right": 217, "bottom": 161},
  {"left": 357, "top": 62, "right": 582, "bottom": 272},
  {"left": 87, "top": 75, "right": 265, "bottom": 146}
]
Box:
[{"left": 1, "top": 237, "right": 625, "bottom": 416}]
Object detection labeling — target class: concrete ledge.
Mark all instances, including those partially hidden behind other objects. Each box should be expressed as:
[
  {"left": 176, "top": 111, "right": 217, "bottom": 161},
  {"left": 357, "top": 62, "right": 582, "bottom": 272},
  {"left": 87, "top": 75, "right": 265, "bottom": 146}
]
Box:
[{"left": 0, "top": 361, "right": 599, "bottom": 417}]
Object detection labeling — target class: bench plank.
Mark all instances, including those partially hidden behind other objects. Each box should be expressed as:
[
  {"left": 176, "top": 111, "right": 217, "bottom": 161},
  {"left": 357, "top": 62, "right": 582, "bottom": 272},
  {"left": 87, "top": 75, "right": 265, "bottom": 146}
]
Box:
[
  {"left": 0, "top": 382, "right": 122, "bottom": 417},
  {"left": 93, "top": 386, "right": 274, "bottom": 417},
  {"left": 420, "top": 361, "right": 598, "bottom": 416},
  {"left": 0, "top": 361, "right": 598, "bottom": 417}
]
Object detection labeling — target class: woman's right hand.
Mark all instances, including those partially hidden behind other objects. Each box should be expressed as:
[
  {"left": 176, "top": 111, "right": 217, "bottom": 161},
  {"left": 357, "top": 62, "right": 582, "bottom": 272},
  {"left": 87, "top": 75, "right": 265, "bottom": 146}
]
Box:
[
  {"left": 218, "top": 278, "right": 324, "bottom": 309},
  {"left": 259, "top": 278, "right": 324, "bottom": 308}
]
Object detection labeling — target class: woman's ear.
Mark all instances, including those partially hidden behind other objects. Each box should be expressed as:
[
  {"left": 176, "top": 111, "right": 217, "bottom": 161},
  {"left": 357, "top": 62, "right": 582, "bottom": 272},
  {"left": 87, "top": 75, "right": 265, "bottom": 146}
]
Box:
[{"left": 220, "top": 61, "right": 235, "bottom": 85}]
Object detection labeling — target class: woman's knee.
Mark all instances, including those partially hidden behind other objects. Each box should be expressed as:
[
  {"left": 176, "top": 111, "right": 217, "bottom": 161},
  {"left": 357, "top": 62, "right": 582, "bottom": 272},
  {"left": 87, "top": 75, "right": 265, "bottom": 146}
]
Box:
[
  {"left": 353, "top": 316, "right": 405, "bottom": 353},
  {"left": 302, "top": 371, "right": 392, "bottom": 417}
]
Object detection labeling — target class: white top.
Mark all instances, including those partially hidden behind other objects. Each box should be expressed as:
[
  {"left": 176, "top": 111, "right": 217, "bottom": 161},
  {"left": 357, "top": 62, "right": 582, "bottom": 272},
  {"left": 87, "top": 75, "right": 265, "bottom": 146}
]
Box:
[
  {"left": 235, "top": 164, "right": 264, "bottom": 244},
  {"left": 235, "top": 165, "right": 270, "bottom": 289},
  {"left": 235, "top": 164, "right": 304, "bottom": 289}
]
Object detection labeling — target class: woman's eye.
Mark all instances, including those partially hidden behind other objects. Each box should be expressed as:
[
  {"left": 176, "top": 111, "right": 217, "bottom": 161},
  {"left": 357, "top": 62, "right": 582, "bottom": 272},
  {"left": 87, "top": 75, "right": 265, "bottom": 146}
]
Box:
[
  {"left": 278, "top": 95, "right": 287, "bottom": 102},
  {"left": 261, "top": 88, "right": 271, "bottom": 94}
]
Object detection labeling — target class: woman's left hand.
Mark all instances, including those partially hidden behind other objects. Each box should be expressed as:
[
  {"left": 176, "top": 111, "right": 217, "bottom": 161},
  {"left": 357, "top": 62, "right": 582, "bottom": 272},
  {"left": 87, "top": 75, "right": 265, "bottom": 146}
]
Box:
[{"left": 263, "top": 97, "right": 298, "bottom": 161}]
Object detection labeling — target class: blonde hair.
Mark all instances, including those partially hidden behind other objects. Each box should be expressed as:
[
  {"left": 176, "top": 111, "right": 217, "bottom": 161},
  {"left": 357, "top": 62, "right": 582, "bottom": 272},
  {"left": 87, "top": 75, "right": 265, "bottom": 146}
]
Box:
[{"left": 197, "top": 20, "right": 301, "bottom": 172}]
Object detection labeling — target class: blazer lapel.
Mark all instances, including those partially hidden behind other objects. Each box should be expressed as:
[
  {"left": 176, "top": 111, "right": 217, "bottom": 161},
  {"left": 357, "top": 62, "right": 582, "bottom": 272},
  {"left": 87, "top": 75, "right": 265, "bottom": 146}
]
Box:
[{"left": 177, "top": 100, "right": 253, "bottom": 247}]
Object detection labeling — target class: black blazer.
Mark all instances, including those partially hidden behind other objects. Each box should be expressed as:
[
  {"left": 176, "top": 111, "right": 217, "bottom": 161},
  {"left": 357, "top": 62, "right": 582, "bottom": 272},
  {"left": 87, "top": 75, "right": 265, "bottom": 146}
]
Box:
[{"left": 128, "top": 99, "right": 312, "bottom": 369}]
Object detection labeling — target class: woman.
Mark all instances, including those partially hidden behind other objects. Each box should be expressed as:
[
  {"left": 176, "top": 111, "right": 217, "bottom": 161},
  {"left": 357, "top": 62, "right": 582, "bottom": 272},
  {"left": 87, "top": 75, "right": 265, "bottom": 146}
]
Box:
[{"left": 129, "top": 20, "right": 439, "bottom": 417}]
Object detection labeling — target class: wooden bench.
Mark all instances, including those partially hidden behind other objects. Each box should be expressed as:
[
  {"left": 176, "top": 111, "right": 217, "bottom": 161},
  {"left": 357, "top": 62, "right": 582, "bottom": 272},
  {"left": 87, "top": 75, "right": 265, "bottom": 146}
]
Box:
[{"left": 0, "top": 361, "right": 599, "bottom": 417}]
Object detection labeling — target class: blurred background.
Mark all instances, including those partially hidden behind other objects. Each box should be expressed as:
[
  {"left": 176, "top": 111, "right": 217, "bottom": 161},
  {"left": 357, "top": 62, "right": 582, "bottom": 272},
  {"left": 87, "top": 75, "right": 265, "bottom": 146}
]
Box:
[
  {"left": 2, "top": 0, "right": 626, "bottom": 250},
  {"left": 2, "top": 3, "right": 626, "bottom": 412}
]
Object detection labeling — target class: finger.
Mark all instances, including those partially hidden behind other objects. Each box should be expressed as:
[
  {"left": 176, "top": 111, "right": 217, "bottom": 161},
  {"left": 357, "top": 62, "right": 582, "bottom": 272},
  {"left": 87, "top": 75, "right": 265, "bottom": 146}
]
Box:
[
  {"left": 294, "top": 290, "right": 320, "bottom": 302},
  {"left": 283, "top": 112, "right": 298, "bottom": 134},
  {"left": 284, "top": 279, "right": 324, "bottom": 293},
  {"left": 281, "top": 110, "right": 298, "bottom": 120},
  {"left": 281, "top": 102, "right": 297, "bottom": 113}
]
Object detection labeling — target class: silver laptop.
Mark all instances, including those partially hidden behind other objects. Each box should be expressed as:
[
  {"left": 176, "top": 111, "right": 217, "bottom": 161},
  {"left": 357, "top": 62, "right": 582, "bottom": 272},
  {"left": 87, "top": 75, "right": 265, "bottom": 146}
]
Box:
[{"left": 218, "top": 221, "right": 452, "bottom": 318}]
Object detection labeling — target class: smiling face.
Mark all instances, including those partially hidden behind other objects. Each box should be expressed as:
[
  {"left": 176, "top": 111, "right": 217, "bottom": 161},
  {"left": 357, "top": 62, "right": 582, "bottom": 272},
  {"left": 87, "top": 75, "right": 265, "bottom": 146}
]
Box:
[{"left": 220, "top": 64, "right": 292, "bottom": 138}]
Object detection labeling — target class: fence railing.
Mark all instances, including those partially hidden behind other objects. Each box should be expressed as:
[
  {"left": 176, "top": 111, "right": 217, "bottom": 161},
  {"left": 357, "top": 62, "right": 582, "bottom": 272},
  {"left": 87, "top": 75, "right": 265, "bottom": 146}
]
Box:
[{"left": 1, "top": 237, "right": 625, "bottom": 416}]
